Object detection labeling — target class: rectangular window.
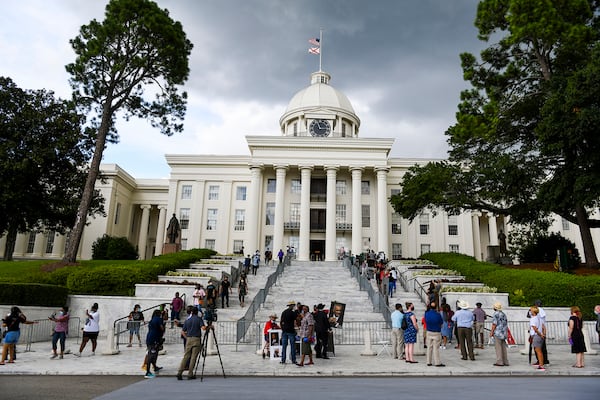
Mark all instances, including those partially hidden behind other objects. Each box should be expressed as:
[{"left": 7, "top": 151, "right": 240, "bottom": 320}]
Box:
[
  {"left": 181, "top": 238, "right": 188, "bottom": 251},
  {"left": 234, "top": 209, "right": 245, "bottom": 231},
  {"left": 336, "top": 180, "right": 347, "bottom": 195},
  {"left": 336, "top": 204, "right": 346, "bottom": 223},
  {"left": 449, "top": 244, "right": 460, "bottom": 253},
  {"left": 27, "top": 232, "right": 36, "bottom": 253},
  {"left": 265, "top": 202, "right": 275, "bottom": 225},
  {"left": 236, "top": 186, "right": 247, "bottom": 201},
  {"left": 293, "top": 122, "right": 298, "bottom": 136},
  {"left": 391, "top": 213, "right": 402, "bottom": 234},
  {"left": 562, "top": 217, "right": 570, "bottom": 230},
  {"left": 290, "top": 203, "right": 300, "bottom": 223},
  {"left": 291, "top": 179, "right": 301, "bottom": 193},
  {"left": 341, "top": 123, "right": 346, "bottom": 137},
  {"left": 420, "top": 244, "right": 431, "bottom": 256},
  {"left": 448, "top": 214, "right": 458, "bottom": 236},
  {"left": 361, "top": 181, "right": 370, "bottom": 195},
  {"left": 392, "top": 243, "right": 402, "bottom": 260},
  {"left": 288, "top": 236, "right": 299, "bottom": 256},
  {"left": 114, "top": 202, "right": 121, "bottom": 225},
  {"left": 267, "top": 179, "right": 276, "bottom": 193},
  {"left": 362, "top": 204, "right": 370, "bottom": 228},
  {"left": 233, "top": 240, "right": 244, "bottom": 254},
  {"left": 204, "top": 239, "right": 215, "bottom": 250},
  {"left": 181, "top": 185, "right": 192, "bottom": 199},
  {"left": 206, "top": 209, "right": 217, "bottom": 230},
  {"left": 179, "top": 208, "right": 190, "bottom": 230},
  {"left": 208, "top": 185, "right": 219, "bottom": 200},
  {"left": 390, "top": 188, "right": 401, "bottom": 196},
  {"left": 265, "top": 235, "right": 273, "bottom": 251},
  {"left": 419, "top": 213, "right": 429, "bottom": 235},
  {"left": 45, "top": 232, "right": 55, "bottom": 254}
]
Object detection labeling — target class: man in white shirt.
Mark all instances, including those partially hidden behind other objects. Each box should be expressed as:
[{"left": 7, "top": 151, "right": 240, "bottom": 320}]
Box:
[{"left": 534, "top": 299, "right": 549, "bottom": 364}]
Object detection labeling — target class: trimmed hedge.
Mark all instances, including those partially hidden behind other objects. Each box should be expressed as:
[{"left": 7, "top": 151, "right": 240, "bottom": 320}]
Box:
[
  {"left": 0, "top": 283, "right": 68, "bottom": 307},
  {"left": 422, "top": 253, "right": 600, "bottom": 319}
]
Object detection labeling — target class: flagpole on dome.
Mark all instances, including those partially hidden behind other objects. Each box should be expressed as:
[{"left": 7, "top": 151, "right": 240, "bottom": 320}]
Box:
[{"left": 319, "top": 28, "right": 323, "bottom": 72}]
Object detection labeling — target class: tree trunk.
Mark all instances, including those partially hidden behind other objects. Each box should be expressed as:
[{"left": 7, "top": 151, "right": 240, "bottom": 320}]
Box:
[
  {"left": 2, "top": 226, "right": 17, "bottom": 261},
  {"left": 575, "top": 204, "right": 599, "bottom": 269},
  {"left": 62, "top": 101, "right": 113, "bottom": 263}
]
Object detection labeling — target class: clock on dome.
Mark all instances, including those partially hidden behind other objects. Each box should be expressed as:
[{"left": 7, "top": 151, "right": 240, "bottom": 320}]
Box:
[{"left": 309, "top": 119, "right": 331, "bottom": 137}]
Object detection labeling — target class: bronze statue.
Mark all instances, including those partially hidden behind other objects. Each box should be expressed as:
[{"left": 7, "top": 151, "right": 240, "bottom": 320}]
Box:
[
  {"left": 498, "top": 229, "right": 507, "bottom": 257},
  {"left": 166, "top": 214, "right": 180, "bottom": 244}
]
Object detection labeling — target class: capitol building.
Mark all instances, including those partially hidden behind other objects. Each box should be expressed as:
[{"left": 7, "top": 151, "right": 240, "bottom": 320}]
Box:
[{"left": 2, "top": 69, "right": 595, "bottom": 263}]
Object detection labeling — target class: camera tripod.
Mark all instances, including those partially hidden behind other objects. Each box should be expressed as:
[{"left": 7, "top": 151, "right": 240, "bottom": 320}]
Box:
[{"left": 193, "top": 322, "right": 226, "bottom": 381}]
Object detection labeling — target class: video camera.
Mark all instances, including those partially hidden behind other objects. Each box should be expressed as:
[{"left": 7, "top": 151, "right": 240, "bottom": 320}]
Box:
[{"left": 204, "top": 305, "right": 218, "bottom": 324}]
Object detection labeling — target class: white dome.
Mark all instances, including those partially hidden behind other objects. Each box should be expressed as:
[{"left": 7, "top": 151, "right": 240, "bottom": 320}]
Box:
[{"left": 285, "top": 82, "right": 356, "bottom": 115}]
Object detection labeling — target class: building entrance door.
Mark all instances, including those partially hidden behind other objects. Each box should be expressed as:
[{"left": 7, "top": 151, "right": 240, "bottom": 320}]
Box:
[{"left": 310, "top": 240, "right": 325, "bottom": 261}]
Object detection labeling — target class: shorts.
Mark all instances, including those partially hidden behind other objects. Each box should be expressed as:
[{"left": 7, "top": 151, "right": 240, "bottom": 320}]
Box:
[
  {"left": 532, "top": 335, "right": 544, "bottom": 348},
  {"left": 83, "top": 331, "right": 99, "bottom": 340},
  {"left": 301, "top": 341, "right": 312, "bottom": 355},
  {"left": 3, "top": 331, "right": 20, "bottom": 344}
]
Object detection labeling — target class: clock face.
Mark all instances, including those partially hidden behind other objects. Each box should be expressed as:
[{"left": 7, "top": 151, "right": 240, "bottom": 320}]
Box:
[{"left": 309, "top": 119, "right": 331, "bottom": 137}]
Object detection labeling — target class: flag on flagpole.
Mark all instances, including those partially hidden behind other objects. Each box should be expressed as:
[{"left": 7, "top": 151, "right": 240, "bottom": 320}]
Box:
[
  {"left": 308, "top": 38, "right": 320, "bottom": 47},
  {"left": 309, "top": 47, "right": 320, "bottom": 55}
]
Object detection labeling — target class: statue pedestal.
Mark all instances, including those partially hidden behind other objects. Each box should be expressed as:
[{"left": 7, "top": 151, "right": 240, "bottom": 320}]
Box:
[{"left": 162, "top": 243, "right": 181, "bottom": 255}]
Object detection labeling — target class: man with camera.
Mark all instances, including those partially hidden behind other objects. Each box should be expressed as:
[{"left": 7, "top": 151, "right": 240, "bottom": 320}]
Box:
[{"left": 176, "top": 306, "right": 209, "bottom": 380}]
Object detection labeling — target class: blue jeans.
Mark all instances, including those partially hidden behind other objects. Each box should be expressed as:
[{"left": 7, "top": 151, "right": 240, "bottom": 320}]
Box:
[
  {"left": 52, "top": 331, "right": 66, "bottom": 352},
  {"left": 281, "top": 332, "right": 297, "bottom": 363}
]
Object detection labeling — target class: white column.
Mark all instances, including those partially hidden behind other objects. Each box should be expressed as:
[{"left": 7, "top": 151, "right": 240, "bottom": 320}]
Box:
[
  {"left": 471, "top": 212, "right": 482, "bottom": 261},
  {"left": 51, "top": 233, "right": 66, "bottom": 258},
  {"left": 299, "top": 166, "right": 312, "bottom": 261},
  {"left": 376, "top": 167, "right": 390, "bottom": 254},
  {"left": 12, "top": 234, "right": 27, "bottom": 257},
  {"left": 154, "top": 205, "right": 167, "bottom": 256},
  {"left": 350, "top": 167, "right": 363, "bottom": 257},
  {"left": 247, "top": 164, "right": 263, "bottom": 254},
  {"left": 32, "top": 232, "right": 45, "bottom": 257},
  {"left": 138, "top": 204, "right": 151, "bottom": 260},
  {"left": 488, "top": 213, "right": 499, "bottom": 246},
  {"left": 273, "top": 166, "right": 287, "bottom": 255},
  {"left": 325, "top": 165, "right": 338, "bottom": 261}
]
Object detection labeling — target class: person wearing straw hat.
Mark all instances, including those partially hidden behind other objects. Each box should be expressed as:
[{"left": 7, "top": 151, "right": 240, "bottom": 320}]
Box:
[
  {"left": 280, "top": 300, "right": 299, "bottom": 365},
  {"left": 452, "top": 299, "right": 475, "bottom": 361},
  {"left": 262, "top": 313, "right": 280, "bottom": 359},
  {"left": 490, "top": 302, "right": 509, "bottom": 366}
]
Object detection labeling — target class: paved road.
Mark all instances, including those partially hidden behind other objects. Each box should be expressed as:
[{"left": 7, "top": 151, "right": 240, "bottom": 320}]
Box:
[{"left": 2, "top": 376, "right": 598, "bottom": 400}]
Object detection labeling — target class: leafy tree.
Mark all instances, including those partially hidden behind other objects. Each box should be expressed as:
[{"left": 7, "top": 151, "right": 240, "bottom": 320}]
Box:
[
  {"left": 391, "top": 0, "right": 600, "bottom": 268},
  {"left": 92, "top": 235, "right": 138, "bottom": 260},
  {"left": 63, "top": 0, "right": 193, "bottom": 263},
  {"left": 0, "top": 77, "right": 102, "bottom": 261}
]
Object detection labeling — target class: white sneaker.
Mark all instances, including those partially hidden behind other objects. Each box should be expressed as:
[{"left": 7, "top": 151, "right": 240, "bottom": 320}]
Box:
[{"left": 73, "top": 352, "right": 81, "bottom": 357}]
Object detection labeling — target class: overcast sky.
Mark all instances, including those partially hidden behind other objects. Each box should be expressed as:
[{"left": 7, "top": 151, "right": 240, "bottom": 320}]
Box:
[{"left": 1, "top": 0, "right": 486, "bottom": 178}]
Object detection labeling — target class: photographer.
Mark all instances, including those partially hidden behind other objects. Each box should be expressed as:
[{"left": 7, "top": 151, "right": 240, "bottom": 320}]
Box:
[{"left": 49, "top": 306, "right": 70, "bottom": 359}]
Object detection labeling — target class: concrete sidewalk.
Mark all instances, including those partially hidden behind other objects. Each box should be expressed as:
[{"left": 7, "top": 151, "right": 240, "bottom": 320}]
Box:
[{"left": 0, "top": 336, "right": 598, "bottom": 377}]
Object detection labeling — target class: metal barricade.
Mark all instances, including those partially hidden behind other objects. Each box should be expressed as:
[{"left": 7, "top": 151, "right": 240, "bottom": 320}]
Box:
[{"left": 21, "top": 317, "right": 81, "bottom": 352}]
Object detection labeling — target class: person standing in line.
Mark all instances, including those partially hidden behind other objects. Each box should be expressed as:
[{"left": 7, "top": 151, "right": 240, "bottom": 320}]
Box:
[
  {"left": 388, "top": 267, "right": 397, "bottom": 297},
  {"left": 75, "top": 303, "right": 99, "bottom": 357},
  {"left": 534, "top": 299, "right": 550, "bottom": 364},
  {"left": 144, "top": 309, "right": 165, "bottom": 378},
  {"left": 297, "top": 305, "right": 315, "bottom": 367},
  {"left": 568, "top": 306, "right": 586, "bottom": 368},
  {"left": 440, "top": 303, "right": 454, "bottom": 349},
  {"left": 0, "top": 307, "right": 37, "bottom": 364},
  {"left": 313, "top": 303, "right": 331, "bottom": 359},
  {"left": 529, "top": 305, "right": 546, "bottom": 371},
  {"left": 170, "top": 292, "right": 184, "bottom": 329},
  {"left": 489, "top": 302, "right": 509, "bottom": 367},
  {"left": 49, "top": 306, "right": 70, "bottom": 359},
  {"left": 452, "top": 300, "right": 475, "bottom": 361},
  {"left": 243, "top": 254, "right": 251, "bottom": 274},
  {"left": 390, "top": 303, "right": 405, "bottom": 360},
  {"left": 238, "top": 275, "right": 248, "bottom": 307},
  {"left": 595, "top": 305, "right": 600, "bottom": 344},
  {"left": 192, "top": 284, "right": 205, "bottom": 311},
  {"left": 280, "top": 300, "right": 298, "bottom": 365},
  {"left": 127, "top": 304, "right": 144, "bottom": 347},
  {"left": 176, "top": 306, "right": 206, "bottom": 380},
  {"left": 220, "top": 276, "right": 232, "bottom": 308},
  {"left": 424, "top": 301, "right": 444, "bottom": 367},
  {"left": 403, "top": 302, "right": 418, "bottom": 363},
  {"left": 277, "top": 248, "right": 285, "bottom": 264},
  {"left": 472, "top": 302, "right": 486, "bottom": 349}
]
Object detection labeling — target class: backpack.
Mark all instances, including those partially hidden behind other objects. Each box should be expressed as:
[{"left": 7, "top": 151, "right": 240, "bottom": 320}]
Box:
[{"left": 401, "top": 313, "right": 408, "bottom": 330}]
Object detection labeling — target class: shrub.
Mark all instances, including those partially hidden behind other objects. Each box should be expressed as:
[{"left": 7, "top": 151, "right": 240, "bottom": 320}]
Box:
[
  {"left": 92, "top": 235, "right": 138, "bottom": 260},
  {"left": 519, "top": 232, "right": 580, "bottom": 266},
  {"left": 0, "top": 283, "right": 68, "bottom": 307}
]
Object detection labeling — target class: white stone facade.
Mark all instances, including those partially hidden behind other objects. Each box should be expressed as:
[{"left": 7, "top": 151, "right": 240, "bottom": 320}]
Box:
[{"left": 1, "top": 70, "right": 598, "bottom": 262}]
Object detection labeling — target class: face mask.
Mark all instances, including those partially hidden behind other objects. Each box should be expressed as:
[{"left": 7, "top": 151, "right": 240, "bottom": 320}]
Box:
[{"left": 58, "top": 311, "right": 64, "bottom": 317}]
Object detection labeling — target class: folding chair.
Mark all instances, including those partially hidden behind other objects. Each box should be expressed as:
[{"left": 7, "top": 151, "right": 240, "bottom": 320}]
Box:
[{"left": 375, "top": 331, "right": 392, "bottom": 357}]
